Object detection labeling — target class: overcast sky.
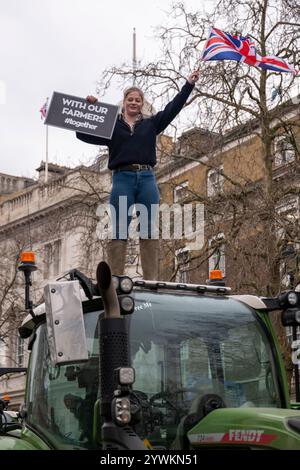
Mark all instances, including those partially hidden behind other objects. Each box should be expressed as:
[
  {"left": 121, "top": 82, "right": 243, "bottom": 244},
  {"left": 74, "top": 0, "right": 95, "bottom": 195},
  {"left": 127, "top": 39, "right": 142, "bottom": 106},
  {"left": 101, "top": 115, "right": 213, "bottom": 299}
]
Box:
[{"left": 0, "top": 0, "right": 211, "bottom": 180}]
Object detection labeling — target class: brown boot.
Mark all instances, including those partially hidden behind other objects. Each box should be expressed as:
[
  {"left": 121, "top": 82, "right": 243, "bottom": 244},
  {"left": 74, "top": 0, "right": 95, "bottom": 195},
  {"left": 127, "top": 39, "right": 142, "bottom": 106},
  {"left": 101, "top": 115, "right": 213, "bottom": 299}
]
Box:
[
  {"left": 107, "top": 240, "right": 127, "bottom": 275},
  {"left": 140, "top": 239, "right": 159, "bottom": 280}
]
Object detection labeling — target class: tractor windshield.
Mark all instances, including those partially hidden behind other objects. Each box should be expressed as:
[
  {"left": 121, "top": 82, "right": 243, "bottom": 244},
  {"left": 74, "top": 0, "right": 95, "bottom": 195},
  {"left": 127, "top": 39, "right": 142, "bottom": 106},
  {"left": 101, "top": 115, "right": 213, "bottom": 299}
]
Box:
[
  {"left": 129, "top": 292, "right": 282, "bottom": 448},
  {"left": 25, "top": 291, "right": 282, "bottom": 450}
]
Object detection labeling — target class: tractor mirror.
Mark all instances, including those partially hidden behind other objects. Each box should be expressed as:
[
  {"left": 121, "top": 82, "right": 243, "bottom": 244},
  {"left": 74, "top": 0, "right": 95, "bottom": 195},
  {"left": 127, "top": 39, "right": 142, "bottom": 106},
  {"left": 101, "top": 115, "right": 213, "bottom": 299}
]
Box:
[{"left": 44, "top": 281, "right": 89, "bottom": 366}]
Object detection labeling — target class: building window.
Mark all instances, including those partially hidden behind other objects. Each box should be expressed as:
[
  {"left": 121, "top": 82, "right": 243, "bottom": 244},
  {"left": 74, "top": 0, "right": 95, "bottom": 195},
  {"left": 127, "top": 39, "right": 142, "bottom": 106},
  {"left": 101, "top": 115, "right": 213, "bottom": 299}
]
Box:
[
  {"left": 52, "top": 240, "right": 61, "bottom": 276},
  {"left": 279, "top": 258, "right": 295, "bottom": 289},
  {"left": 44, "top": 239, "right": 61, "bottom": 280},
  {"left": 0, "top": 339, "right": 6, "bottom": 364},
  {"left": 175, "top": 248, "right": 190, "bottom": 283},
  {"left": 276, "top": 197, "right": 299, "bottom": 218},
  {"left": 284, "top": 326, "right": 300, "bottom": 400},
  {"left": 276, "top": 197, "right": 299, "bottom": 238},
  {"left": 208, "top": 233, "right": 225, "bottom": 276},
  {"left": 126, "top": 239, "right": 139, "bottom": 265},
  {"left": 274, "top": 136, "right": 295, "bottom": 167},
  {"left": 173, "top": 181, "right": 189, "bottom": 203},
  {"left": 275, "top": 197, "right": 299, "bottom": 238},
  {"left": 44, "top": 243, "right": 52, "bottom": 279},
  {"left": 207, "top": 167, "right": 224, "bottom": 197},
  {"left": 276, "top": 197, "right": 299, "bottom": 288},
  {"left": 177, "top": 139, "right": 190, "bottom": 156},
  {"left": 16, "top": 336, "right": 24, "bottom": 367}
]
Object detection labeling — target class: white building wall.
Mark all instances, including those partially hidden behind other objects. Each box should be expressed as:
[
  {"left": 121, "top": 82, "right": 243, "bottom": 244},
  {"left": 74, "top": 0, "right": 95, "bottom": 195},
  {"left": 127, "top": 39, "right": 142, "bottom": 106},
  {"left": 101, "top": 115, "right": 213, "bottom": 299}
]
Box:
[{"left": 0, "top": 166, "right": 112, "bottom": 408}]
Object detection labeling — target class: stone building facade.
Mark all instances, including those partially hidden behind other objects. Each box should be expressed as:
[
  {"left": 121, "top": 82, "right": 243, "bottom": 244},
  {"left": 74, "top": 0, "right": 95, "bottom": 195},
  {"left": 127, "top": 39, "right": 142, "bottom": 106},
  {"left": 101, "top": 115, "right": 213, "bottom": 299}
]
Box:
[
  {"left": 156, "top": 104, "right": 300, "bottom": 294},
  {"left": 0, "top": 161, "right": 112, "bottom": 408}
]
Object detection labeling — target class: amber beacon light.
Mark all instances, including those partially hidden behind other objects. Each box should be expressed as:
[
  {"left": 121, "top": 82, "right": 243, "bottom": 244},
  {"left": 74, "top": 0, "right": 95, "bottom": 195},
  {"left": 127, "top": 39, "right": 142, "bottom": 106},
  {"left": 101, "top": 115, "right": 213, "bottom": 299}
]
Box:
[
  {"left": 209, "top": 269, "right": 223, "bottom": 280},
  {"left": 18, "top": 251, "right": 37, "bottom": 316},
  {"left": 20, "top": 251, "right": 36, "bottom": 264},
  {"left": 208, "top": 269, "right": 225, "bottom": 286}
]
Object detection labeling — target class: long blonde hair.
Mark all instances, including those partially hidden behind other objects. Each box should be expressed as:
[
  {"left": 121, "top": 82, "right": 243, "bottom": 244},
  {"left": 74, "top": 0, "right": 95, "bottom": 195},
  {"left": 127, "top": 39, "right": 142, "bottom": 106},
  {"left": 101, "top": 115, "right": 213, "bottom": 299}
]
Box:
[
  {"left": 121, "top": 87, "right": 155, "bottom": 117},
  {"left": 123, "top": 86, "right": 144, "bottom": 102}
]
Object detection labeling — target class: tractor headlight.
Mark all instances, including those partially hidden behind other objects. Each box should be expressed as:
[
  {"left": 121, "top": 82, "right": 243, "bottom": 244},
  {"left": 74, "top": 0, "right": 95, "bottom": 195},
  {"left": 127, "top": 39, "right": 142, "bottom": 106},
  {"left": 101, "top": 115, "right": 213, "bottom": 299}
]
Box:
[
  {"left": 281, "top": 308, "right": 300, "bottom": 327},
  {"left": 112, "top": 396, "right": 131, "bottom": 425},
  {"left": 287, "top": 292, "right": 298, "bottom": 306},
  {"left": 279, "top": 290, "right": 300, "bottom": 309},
  {"left": 112, "top": 275, "right": 133, "bottom": 294},
  {"left": 119, "top": 277, "right": 133, "bottom": 294},
  {"left": 115, "top": 367, "right": 135, "bottom": 386},
  {"left": 119, "top": 295, "right": 135, "bottom": 314}
]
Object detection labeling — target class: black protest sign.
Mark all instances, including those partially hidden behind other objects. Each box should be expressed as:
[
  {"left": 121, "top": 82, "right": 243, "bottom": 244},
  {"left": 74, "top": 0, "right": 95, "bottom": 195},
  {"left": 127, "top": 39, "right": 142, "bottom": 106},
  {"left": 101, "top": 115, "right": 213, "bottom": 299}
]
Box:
[{"left": 45, "top": 92, "right": 119, "bottom": 139}]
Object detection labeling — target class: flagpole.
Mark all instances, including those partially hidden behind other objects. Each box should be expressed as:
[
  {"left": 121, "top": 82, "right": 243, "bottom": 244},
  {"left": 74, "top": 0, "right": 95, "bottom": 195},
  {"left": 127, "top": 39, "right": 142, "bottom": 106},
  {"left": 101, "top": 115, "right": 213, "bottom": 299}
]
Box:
[
  {"left": 45, "top": 124, "right": 49, "bottom": 183},
  {"left": 133, "top": 27, "right": 137, "bottom": 85}
]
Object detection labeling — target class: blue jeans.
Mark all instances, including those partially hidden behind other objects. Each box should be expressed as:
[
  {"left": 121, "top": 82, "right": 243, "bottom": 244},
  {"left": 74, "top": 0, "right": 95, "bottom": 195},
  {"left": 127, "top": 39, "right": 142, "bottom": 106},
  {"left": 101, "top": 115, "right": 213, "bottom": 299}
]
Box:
[{"left": 109, "top": 170, "right": 160, "bottom": 240}]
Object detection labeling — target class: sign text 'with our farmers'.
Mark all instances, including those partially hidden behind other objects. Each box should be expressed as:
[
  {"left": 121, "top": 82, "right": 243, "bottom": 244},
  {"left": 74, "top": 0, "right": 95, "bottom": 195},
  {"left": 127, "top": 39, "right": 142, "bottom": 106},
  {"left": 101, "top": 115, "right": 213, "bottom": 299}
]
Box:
[{"left": 45, "top": 92, "right": 119, "bottom": 139}]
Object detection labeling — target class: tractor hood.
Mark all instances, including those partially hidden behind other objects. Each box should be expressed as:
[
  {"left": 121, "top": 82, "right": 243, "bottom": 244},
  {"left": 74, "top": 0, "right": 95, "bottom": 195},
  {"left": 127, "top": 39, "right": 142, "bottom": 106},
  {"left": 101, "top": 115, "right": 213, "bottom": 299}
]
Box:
[
  {"left": 0, "top": 427, "right": 52, "bottom": 450},
  {"left": 188, "top": 407, "right": 300, "bottom": 449},
  {"left": 0, "top": 433, "right": 40, "bottom": 450}
]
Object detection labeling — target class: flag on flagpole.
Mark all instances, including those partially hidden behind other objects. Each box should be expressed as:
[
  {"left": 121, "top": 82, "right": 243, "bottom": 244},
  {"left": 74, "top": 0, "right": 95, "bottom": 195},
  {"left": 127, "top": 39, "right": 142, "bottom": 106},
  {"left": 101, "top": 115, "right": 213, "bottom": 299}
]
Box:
[
  {"left": 39, "top": 98, "right": 48, "bottom": 119},
  {"left": 39, "top": 98, "right": 49, "bottom": 183},
  {"left": 201, "top": 27, "right": 298, "bottom": 74}
]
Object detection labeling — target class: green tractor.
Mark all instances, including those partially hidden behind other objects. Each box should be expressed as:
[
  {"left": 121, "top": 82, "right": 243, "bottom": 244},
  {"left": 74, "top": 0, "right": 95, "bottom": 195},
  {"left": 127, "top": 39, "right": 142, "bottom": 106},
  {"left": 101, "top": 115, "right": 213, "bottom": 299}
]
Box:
[{"left": 1, "top": 253, "right": 300, "bottom": 450}]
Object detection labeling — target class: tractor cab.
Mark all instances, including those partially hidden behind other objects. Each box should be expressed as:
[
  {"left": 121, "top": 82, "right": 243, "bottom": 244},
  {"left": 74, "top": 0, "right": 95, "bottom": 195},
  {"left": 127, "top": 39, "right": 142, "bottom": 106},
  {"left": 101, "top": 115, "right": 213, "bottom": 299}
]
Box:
[{"left": 18, "top": 279, "right": 287, "bottom": 450}]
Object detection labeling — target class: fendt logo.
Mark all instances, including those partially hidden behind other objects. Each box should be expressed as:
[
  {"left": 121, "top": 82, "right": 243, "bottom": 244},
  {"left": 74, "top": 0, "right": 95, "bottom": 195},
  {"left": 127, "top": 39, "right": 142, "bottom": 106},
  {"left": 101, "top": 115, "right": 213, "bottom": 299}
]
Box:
[
  {"left": 229, "top": 429, "right": 264, "bottom": 443},
  {"left": 190, "top": 430, "right": 277, "bottom": 446}
]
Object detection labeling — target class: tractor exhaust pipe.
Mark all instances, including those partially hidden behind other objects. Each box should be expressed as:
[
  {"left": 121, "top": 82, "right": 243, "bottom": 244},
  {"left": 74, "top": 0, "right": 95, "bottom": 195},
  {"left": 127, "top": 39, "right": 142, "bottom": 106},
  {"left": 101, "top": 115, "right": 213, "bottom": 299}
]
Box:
[
  {"left": 96, "top": 261, "right": 146, "bottom": 450},
  {"left": 96, "top": 261, "right": 129, "bottom": 417},
  {"left": 96, "top": 261, "right": 120, "bottom": 319}
]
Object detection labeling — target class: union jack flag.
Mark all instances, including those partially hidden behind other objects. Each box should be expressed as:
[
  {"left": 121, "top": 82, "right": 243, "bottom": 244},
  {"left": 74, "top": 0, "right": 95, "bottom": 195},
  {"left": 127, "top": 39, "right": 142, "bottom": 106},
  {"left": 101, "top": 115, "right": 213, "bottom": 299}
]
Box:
[
  {"left": 201, "top": 27, "right": 298, "bottom": 74},
  {"left": 39, "top": 98, "right": 48, "bottom": 119}
]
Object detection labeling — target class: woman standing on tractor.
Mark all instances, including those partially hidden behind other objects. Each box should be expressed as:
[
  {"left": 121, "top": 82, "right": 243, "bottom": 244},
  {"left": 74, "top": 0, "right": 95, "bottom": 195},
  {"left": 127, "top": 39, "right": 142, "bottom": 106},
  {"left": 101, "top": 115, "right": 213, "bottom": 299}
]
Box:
[{"left": 77, "top": 70, "right": 199, "bottom": 279}]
